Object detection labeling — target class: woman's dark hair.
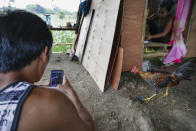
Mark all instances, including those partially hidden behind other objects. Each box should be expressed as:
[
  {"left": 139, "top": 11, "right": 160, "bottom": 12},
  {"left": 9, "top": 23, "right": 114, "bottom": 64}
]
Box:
[
  {"left": 0, "top": 10, "right": 53, "bottom": 73},
  {"left": 160, "top": 0, "right": 174, "bottom": 12}
]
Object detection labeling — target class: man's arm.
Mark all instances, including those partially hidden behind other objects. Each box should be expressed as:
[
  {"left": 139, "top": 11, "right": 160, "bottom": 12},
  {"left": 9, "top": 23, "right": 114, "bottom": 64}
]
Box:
[{"left": 58, "top": 78, "right": 97, "bottom": 130}]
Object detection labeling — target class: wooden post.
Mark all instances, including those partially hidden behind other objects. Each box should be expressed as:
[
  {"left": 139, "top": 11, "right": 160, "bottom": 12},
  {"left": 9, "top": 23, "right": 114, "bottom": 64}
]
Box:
[{"left": 121, "top": 0, "right": 146, "bottom": 71}]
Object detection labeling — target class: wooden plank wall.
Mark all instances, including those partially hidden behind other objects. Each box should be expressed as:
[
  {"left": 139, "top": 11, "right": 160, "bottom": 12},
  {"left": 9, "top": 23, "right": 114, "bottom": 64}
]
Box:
[
  {"left": 75, "top": 0, "right": 121, "bottom": 92},
  {"left": 121, "top": 0, "right": 146, "bottom": 71},
  {"left": 187, "top": 1, "right": 196, "bottom": 57}
]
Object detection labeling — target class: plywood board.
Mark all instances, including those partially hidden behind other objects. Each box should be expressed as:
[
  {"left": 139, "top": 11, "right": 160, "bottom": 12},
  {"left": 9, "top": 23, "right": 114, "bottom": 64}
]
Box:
[
  {"left": 75, "top": 0, "right": 121, "bottom": 92},
  {"left": 121, "top": 0, "right": 146, "bottom": 72}
]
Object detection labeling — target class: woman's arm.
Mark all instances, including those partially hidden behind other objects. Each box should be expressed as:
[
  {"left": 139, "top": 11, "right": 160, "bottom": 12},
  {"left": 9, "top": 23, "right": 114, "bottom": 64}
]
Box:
[
  {"left": 147, "top": 18, "right": 173, "bottom": 40},
  {"left": 147, "top": 13, "right": 158, "bottom": 21}
]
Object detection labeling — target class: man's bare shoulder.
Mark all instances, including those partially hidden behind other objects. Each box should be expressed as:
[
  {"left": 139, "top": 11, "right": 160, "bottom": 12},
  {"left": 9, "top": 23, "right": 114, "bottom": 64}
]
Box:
[
  {"left": 17, "top": 86, "right": 89, "bottom": 131},
  {"left": 27, "top": 86, "right": 70, "bottom": 105}
]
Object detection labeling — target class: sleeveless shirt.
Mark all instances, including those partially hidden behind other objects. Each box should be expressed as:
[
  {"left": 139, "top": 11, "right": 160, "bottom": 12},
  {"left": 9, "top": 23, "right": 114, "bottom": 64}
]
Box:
[{"left": 0, "top": 81, "right": 33, "bottom": 131}]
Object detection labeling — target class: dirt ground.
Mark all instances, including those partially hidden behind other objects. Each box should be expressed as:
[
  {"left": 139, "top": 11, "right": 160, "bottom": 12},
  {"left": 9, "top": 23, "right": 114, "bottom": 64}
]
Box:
[{"left": 38, "top": 53, "right": 196, "bottom": 131}]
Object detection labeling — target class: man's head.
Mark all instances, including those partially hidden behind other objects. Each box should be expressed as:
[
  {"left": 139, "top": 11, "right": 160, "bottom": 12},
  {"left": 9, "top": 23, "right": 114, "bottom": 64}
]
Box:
[{"left": 0, "top": 10, "right": 53, "bottom": 82}]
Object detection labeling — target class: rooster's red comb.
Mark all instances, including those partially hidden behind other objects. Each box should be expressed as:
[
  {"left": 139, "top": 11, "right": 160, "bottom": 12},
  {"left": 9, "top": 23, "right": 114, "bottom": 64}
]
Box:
[{"left": 131, "top": 66, "right": 137, "bottom": 74}]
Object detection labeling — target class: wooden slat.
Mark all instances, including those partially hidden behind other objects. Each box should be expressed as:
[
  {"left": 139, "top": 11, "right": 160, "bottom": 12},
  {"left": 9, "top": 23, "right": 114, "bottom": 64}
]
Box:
[
  {"left": 144, "top": 42, "right": 172, "bottom": 47},
  {"left": 144, "top": 52, "right": 168, "bottom": 58},
  {"left": 50, "top": 27, "right": 76, "bottom": 31},
  {"left": 110, "top": 47, "right": 123, "bottom": 90},
  {"left": 53, "top": 43, "right": 72, "bottom": 45}
]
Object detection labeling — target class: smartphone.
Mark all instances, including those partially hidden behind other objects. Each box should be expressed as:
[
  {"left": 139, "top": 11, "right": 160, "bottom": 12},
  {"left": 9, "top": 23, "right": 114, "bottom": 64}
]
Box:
[{"left": 49, "top": 70, "right": 64, "bottom": 87}]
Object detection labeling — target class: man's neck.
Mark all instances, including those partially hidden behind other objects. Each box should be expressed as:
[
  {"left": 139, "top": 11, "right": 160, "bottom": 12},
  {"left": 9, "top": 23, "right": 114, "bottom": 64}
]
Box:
[{"left": 0, "top": 72, "right": 23, "bottom": 90}]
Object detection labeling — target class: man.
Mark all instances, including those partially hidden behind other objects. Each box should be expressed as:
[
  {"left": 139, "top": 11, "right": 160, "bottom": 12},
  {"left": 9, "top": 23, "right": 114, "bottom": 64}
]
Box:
[{"left": 0, "top": 10, "right": 96, "bottom": 131}]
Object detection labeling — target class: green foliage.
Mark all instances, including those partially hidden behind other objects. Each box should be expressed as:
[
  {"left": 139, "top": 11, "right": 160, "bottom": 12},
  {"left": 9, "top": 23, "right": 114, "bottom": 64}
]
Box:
[
  {"left": 51, "top": 30, "right": 74, "bottom": 44},
  {"left": 146, "top": 48, "right": 156, "bottom": 53},
  {"left": 53, "top": 7, "right": 60, "bottom": 12},
  {"left": 45, "top": 8, "right": 55, "bottom": 14},
  {"left": 50, "top": 15, "right": 76, "bottom": 27},
  {"left": 51, "top": 30, "right": 74, "bottom": 53},
  {"left": 24, "top": 4, "right": 76, "bottom": 18},
  {"left": 52, "top": 45, "right": 72, "bottom": 53},
  {"left": 25, "top": 4, "right": 46, "bottom": 14},
  {"left": 0, "top": 6, "right": 16, "bottom": 12},
  {"left": 57, "top": 11, "right": 65, "bottom": 19},
  {"left": 72, "top": 11, "right": 78, "bottom": 18}
]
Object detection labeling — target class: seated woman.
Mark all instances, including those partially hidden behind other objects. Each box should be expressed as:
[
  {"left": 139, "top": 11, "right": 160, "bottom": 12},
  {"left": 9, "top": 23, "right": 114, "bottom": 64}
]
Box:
[{"left": 147, "top": 1, "right": 174, "bottom": 43}]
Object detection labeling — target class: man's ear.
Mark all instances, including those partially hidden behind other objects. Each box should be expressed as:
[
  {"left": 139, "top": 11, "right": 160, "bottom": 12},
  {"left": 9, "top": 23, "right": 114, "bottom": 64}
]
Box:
[{"left": 40, "top": 46, "right": 49, "bottom": 63}]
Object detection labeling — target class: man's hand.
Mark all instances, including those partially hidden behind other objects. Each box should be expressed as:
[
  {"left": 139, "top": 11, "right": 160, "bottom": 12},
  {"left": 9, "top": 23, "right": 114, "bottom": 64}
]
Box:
[
  {"left": 38, "top": 77, "right": 75, "bottom": 100},
  {"left": 58, "top": 76, "right": 97, "bottom": 131},
  {"left": 58, "top": 77, "right": 75, "bottom": 100}
]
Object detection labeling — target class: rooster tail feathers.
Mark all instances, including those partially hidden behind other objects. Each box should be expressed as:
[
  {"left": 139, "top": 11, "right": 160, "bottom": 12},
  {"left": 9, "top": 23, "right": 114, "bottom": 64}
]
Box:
[{"left": 174, "top": 61, "right": 195, "bottom": 80}]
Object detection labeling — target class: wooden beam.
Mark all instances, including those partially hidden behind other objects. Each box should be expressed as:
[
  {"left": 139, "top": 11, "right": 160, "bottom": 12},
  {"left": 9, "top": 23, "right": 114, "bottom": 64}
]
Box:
[
  {"left": 53, "top": 43, "right": 72, "bottom": 46},
  {"left": 144, "top": 52, "right": 168, "bottom": 58},
  {"left": 142, "top": 0, "right": 149, "bottom": 63},
  {"left": 110, "top": 47, "right": 123, "bottom": 90},
  {"left": 144, "top": 42, "right": 172, "bottom": 47},
  {"left": 49, "top": 27, "right": 76, "bottom": 31}
]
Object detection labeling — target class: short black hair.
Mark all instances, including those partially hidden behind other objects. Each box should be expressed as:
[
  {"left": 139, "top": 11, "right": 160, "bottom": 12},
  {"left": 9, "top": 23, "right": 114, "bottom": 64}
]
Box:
[
  {"left": 0, "top": 10, "right": 52, "bottom": 73},
  {"left": 160, "top": 0, "right": 174, "bottom": 12}
]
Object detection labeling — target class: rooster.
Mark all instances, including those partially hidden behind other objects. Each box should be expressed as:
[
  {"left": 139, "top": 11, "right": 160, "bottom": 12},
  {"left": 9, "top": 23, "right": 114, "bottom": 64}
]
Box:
[{"left": 131, "top": 61, "right": 195, "bottom": 102}]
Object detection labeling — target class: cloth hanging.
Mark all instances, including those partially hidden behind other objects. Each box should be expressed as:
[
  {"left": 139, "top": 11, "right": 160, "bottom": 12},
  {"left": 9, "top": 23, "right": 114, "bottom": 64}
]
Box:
[
  {"left": 81, "top": 0, "right": 92, "bottom": 16},
  {"left": 164, "top": 0, "right": 191, "bottom": 64}
]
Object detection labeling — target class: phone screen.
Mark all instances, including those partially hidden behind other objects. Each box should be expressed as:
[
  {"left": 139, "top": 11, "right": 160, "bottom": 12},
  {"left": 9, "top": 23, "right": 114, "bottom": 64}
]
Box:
[{"left": 49, "top": 70, "right": 64, "bottom": 87}]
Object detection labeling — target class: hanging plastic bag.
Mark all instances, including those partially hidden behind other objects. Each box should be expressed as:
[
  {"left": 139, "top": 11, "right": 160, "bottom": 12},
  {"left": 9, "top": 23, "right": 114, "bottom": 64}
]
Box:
[{"left": 164, "top": 0, "right": 191, "bottom": 64}]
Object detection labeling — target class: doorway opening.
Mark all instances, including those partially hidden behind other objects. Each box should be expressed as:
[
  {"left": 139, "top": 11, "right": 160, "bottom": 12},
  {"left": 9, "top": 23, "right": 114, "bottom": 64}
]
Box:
[
  {"left": 0, "top": 0, "right": 80, "bottom": 53},
  {"left": 143, "top": 0, "right": 195, "bottom": 67}
]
